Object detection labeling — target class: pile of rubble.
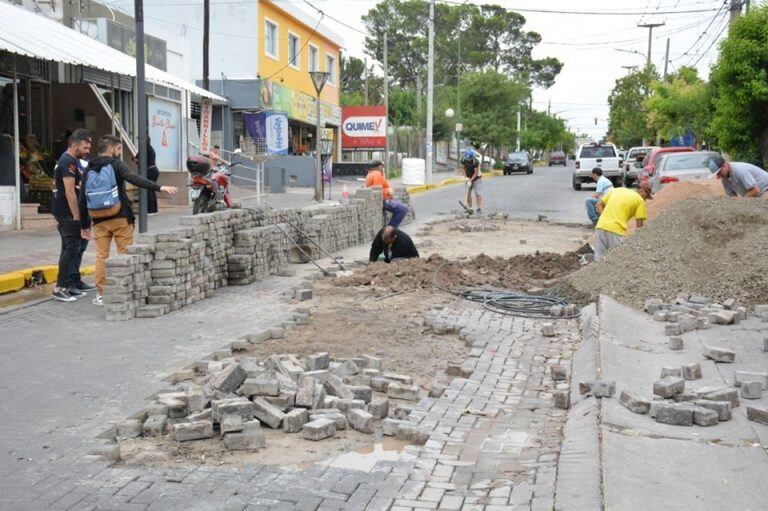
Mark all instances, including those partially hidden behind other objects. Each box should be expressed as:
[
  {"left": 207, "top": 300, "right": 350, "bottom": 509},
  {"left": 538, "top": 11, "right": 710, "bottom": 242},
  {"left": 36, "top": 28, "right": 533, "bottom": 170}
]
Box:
[
  {"left": 642, "top": 294, "right": 757, "bottom": 337},
  {"left": 111, "top": 349, "right": 431, "bottom": 451},
  {"left": 448, "top": 222, "right": 501, "bottom": 233}
]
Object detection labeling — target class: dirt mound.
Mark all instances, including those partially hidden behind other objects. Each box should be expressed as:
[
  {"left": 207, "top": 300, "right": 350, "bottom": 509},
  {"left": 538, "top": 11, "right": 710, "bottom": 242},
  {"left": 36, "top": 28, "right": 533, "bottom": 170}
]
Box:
[
  {"left": 334, "top": 252, "right": 582, "bottom": 293},
  {"left": 627, "top": 181, "right": 724, "bottom": 234},
  {"left": 569, "top": 197, "right": 768, "bottom": 308}
]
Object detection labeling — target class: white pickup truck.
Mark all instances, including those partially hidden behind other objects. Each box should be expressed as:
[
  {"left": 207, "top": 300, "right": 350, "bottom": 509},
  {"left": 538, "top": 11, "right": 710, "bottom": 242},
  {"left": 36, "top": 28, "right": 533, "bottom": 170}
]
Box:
[{"left": 572, "top": 143, "right": 623, "bottom": 190}]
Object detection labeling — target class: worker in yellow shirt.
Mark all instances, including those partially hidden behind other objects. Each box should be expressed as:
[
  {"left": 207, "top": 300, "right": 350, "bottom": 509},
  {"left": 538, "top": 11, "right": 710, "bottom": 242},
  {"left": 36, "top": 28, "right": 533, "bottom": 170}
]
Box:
[{"left": 593, "top": 182, "right": 652, "bottom": 261}]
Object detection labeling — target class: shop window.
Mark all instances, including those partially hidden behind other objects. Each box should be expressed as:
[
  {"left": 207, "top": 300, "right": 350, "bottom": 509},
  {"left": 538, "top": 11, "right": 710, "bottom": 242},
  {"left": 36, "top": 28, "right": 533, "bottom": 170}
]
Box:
[
  {"left": 265, "top": 20, "right": 278, "bottom": 59},
  {"left": 309, "top": 45, "right": 319, "bottom": 72},
  {"left": 288, "top": 33, "right": 300, "bottom": 69},
  {"left": 326, "top": 54, "right": 336, "bottom": 85}
]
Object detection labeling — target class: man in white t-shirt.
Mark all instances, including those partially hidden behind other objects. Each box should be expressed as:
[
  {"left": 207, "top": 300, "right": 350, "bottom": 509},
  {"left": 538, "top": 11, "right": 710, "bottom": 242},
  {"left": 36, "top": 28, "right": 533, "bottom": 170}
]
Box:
[{"left": 585, "top": 167, "right": 614, "bottom": 226}]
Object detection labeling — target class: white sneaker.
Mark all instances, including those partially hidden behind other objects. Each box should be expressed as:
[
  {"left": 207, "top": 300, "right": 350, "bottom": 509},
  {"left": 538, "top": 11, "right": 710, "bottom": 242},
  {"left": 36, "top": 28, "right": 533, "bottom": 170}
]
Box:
[{"left": 93, "top": 294, "right": 104, "bottom": 306}]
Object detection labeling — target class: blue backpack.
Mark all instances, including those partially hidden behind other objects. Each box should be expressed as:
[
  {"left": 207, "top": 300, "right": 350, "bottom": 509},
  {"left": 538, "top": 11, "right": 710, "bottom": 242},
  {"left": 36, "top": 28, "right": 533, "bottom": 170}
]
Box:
[{"left": 85, "top": 164, "right": 121, "bottom": 218}]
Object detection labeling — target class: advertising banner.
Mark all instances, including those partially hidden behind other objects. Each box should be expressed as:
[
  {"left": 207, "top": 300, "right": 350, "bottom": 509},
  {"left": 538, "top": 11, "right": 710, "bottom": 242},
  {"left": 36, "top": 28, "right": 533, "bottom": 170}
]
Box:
[
  {"left": 242, "top": 112, "right": 289, "bottom": 155},
  {"left": 199, "top": 97, "right": 212, "bottom": 155},
  {"left": 260, "top": 79, "right": 341, "bottom": 126},
  {"left": 148, "top": 97, "right": 181, "bottom": 170},
  {"left": 341, "top": 106, "right": 387, "bottom": 150}
]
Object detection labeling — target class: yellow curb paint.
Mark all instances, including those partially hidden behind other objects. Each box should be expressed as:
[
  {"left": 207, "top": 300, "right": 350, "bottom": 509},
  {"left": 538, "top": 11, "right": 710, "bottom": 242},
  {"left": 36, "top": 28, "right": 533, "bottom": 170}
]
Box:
[
  {"left": 0, "top": 264, "right": 95, "bottom": 295},
  {"left": 0, "top": 272, "right": 25, "bottom": 294}
]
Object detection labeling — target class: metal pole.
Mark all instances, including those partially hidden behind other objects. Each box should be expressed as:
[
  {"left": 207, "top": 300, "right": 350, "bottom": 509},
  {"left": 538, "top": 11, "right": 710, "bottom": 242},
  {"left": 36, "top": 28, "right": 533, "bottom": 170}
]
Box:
[
  {"left": 135, "top": 0, "right": 148, "bottom": 233},
  {"left": 663, "top": 38, "right": 670, "bottom": 80},
  {"left": 12, "top": 56, "right": 21, "bottom": 230},
  {"left": 729, "top": 0, "right": 742, "bottom": 23},
  {"left": 314, "top": 93, "right": 322, "bottom": 201},
  {"left": 364, "top": 57, "right": 369, "bottom": 106},
  {"left": 516, "top": 110, "right": 521, "bottom": 152},
  {"left": 203, "top": 0, "right": 210, "bottom": 90},
  {"left": 425, "top": 0, "right": 434, "bottom": 184},
  {"left": 638, "top": 22, "right": 664, "bottom": 69},
  {"left": 456, "top": 17, "right": 461, "bottom": 167},
  {"left": 383, "top": 28, "right": 389, "bottom": 174}
]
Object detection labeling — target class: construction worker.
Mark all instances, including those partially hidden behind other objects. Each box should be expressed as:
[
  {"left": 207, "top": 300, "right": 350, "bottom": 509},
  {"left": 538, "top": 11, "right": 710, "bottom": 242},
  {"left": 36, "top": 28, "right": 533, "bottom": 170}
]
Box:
[
  {"left": 585, "top": 167, "right": 613, "bottom": 226},
  {"left": 365, "top": 160, "right": 409, "bottom": 228},
  {"left": 709, "top": 154, "right": 768, "bottom": 197},
  {"left": 369, "top": 226, "right": 419, "bottom": 263},
  {"left": 593, "top": 182, "right": 652, "bottom": 261},
  {"left": 461, "top": 149, "right": 483, "bottom": 214}
]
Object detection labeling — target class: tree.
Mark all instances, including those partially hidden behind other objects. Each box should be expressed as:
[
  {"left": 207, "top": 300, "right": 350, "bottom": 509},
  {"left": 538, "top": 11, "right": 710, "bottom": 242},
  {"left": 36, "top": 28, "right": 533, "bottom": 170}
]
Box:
[
  {"left": 460, "top": 71, "right": 529, "bottom": 156},
  {"left": 710, "top": 5, "right": 768, "bottom": 165},
  {"left": 340, "top": 54, "right": 384, "bottom": 106},
  {"left": 521, "top": 110, "right": 574, "bottom": 153},
  {"left": 644, "top": 66, "right": 712, "bottom": 144},
  {"left": 607, "top": 67, "right": 657, "bottom": 148}
]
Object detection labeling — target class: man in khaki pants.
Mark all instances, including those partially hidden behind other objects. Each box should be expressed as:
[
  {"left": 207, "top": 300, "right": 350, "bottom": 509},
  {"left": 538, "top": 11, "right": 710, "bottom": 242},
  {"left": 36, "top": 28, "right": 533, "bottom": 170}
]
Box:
[{"left": 79, "top": 135, "right": 177, "bottom": 305}]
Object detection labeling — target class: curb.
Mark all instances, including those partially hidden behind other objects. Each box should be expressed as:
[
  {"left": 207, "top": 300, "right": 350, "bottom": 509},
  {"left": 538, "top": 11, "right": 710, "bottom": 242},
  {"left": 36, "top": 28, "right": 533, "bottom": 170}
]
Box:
[
  {"left": 0, "top": 264, "right": 95, "bottom": 295},
  {"left": 405, "top": 170, "right": 503, "bottom": 196}
]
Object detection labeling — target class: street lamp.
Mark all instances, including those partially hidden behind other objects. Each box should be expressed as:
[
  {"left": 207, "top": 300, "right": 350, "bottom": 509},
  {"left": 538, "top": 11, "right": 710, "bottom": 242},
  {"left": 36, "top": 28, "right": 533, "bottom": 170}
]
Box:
[
  {"left": 446, "top": 108, "right": 462, "bottom": 169},
  {"left": 613, "top": 48, "right": 648, "bottom": 61},
  {"left": 309, "top": 70, "right": 330, "bottom": 202}
]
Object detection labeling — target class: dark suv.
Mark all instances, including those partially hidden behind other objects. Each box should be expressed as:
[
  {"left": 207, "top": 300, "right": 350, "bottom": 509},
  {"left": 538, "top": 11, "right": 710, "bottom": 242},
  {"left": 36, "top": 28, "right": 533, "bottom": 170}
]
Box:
[{"left": 504, "top": 152, "right": 532, "bottom": 175}]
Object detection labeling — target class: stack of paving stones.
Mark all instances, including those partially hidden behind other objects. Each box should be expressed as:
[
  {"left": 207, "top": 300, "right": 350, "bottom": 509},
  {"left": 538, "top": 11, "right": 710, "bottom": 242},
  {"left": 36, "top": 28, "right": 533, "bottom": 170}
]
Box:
[
  {"left": 104, "top": 188, "right": 408, "bottom": 321},
  {"left": 111, "top": 346, "right": 428, "bottom": 450},
  {"left": 643, "top": 294, "right": 756, "bottom": 334}
]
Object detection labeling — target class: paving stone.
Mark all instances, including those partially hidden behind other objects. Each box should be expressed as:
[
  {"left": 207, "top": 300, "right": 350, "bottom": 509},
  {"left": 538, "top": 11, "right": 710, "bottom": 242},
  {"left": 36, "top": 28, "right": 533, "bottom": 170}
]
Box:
[
  {"left": 382, "top": 373, "right": 413, "bottom": 384},
  {"left": 368, "top": 397, "right": 390, "bottom": 419},
  {"left": 693, "top": 400, "right": 732, "bottom": 421},
  {"left": 348, "top": 409, "right": 374, "bottom": 433},
  {"left": 746, "top": 405, "right": 768, "bottom": 426},
  {"left": 665, "top": 323, "right": 684, "bottom": 335},
  {"left": 681, "top": 363, "right": 702, "bottom": 380},
  {"left": 578, "top": 379, "right": 615, "bottom": 397},
  {"left": 220, "top": 413, "right": 244, "bottom": 435},
  {"left": 303, "top": 418, "right": 336, "bottom": 440},
  {"left": 701, "top": 388, "right": 740, "bottom": 408},
  {"left": 549, "top": 365, "right": 567, "bottom": 381},
  {"left": 619, "top": 390, "right": 650, "bottom": 414},
  {"left": 210, "top": 363, "right": 247, "bottom": 393},
  {"left": 382, "top": 418, "right": 406, "bottom": 436},
  {"left": 252, "top": 397, "right": 286, "bottom": 429},
  {"left": 740, "top": 381, "right": 763, "bottom": 400},
  {"left": 654, "top": 403, "right": 693, "bottom": 426},
  {"left": 213, "top": 397, "right": 254, "bottom": 423},
  {"left": 117, "top": 419, "right": 143, "bottom": 439},
  {"left": 173, "top": 421, "right": 214, "bottom": 441},
  {"left": 703, "top": 345, "right": 736, "bottom": 363},
  {"left": 541, "top": 323, "right": 556, "bottom": 337},
  {"left": 142, "top": 415, "right": 168, "bottom": 437},
  {"left": 387, "top": 383, "right": 420, "bottom": 401},
  {"left": 335, "top": 398, "right": 366, "bottom": 414},
  {"left": 88, "top": 443, "right": 121, "bottom": 462},
  {"left": 660, "top": 367, "right": 682, "bottom": 378},
  {"left": 349, "top": 385, "right": 373, "bottom": 403},
  {"left": 223, "top": 421, "right": 265, "bottom": 450},
  {"left": 307, "top": 353, "right": 330, "bottom": 371},
  {"left": 283, "top": 409, "right": 310, "bottom": 433},
  {"left": 734, "top": 371, "right": 768, "bottom": 389},
  {"left": 323, "top": 373, "right": 354, "bottom": 399},
  {"left": 370, "top": 377, "right": 391, "bottom": 392},
  {"left": 554, "top": 384, "right": 570, "bottom": 410},
  {"left": 668, "top": 336, "right": 683, "bottom": 351},
  {"left": 362, "top": 355, "right": 383, "bottom": 371},
  {"left": 709, "top": 310, "right": 736, "bottom": 325},
  {"left": 428, "top": 384, "right": 447, "bottom": 398},
  {"left": 691, "top": 406, "right": 719, "bottom": 427},
  {"left": 295, "top": 289, "right": 313, "bottom": 301},
  {"left": 653, "top": 377, "right": 685, "bottom": 398},
  {"left": 239, "top": 377, "right": 280, "bottom": 397},
  {"left": 310, "top": 411, "right": 348, "bottom": 430}
]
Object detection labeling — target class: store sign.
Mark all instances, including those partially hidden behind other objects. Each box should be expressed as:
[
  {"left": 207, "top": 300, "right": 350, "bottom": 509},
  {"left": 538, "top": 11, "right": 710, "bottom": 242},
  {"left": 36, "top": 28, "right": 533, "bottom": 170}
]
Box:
[
  {"left": 104, "top": 19, "right": 167, "bottom": 71},
  {"left": 199, "top": 98, "right": 213, "bottom": 155},
  {"left": 148, "top": 97, "right": 180, "bottom": 170},
  {"left": 242, "top": 112, "right": 289, "bottom": 155},
  {"left": 341, "top": 106, "right": 387, "bottom": 150},
  {"left": 260, "top": 79, "right": 341, "bottom": 126}
]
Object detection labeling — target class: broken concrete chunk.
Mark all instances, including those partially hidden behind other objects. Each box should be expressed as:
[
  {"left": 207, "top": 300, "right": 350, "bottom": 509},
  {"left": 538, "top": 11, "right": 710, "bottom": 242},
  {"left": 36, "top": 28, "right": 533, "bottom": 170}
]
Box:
[
  {"left": 302, "top": 418, "right": 336, "bottom": 441},
  {"left": 653, "top": 377, "right": 685, "bottom": 398},
  {"left": 173, "top": 421, "right": 214, "bottom": 442},
  {"left": 734, "top": 371, "right": 768, "bottom": 389},
  {"left": 703, "top": 346, "right": 736, "bottom": 363},
  {"left": 740, "top": 381, "right": 763, "bottom": 400},
  {"left": 619, "top": 391, "right": 650, "bottom": 415},
  {"left": 682, "top": 363, "right": 702, "bottom": 380}
]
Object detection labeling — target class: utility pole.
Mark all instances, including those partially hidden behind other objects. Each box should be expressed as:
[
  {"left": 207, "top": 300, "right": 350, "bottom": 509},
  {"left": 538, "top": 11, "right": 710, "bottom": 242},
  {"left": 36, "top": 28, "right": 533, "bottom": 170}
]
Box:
[
  {"left": 456, "top": 14, "right": 462, "bottom": 167},
  {"left": 203, "top": 0, "right": 210, "bottom": 90},
  {"left": 729, "top": 0, "right": 742, "bottom": 23},
  {"left": 425, "top": 0, "right": 435, "bottom": 184},
  {"left": 637, "top": 21, "right": 665, "bottom": 69},
  {"left": 516, "top": 110, "right": 521, "bottom": 152},
  {"left": 364, "top": 57, "right": 369, "bottom": 106},
  {"left": 135, "top": 0, "right": 148, "bottom": 232},
  {"left": 621, "top": 65, "right": 638, "bottom": 76},
  {"left": 547, "top": 99, "right": 551, "bottom": 116},
  {"left": 383, "top": 28, "right": 389, "bottom": 173},
  {"left": 663, "top": 38, "right": 670, "bottom": 80}
]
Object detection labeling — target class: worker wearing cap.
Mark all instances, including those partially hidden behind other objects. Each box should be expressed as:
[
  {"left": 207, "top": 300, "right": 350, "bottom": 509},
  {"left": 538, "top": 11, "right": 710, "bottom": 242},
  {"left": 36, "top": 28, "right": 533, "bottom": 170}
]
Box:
[
  {"left": 593, "top": 183, "right": 652, "bottom": 261},
  {"left": 365, "top": 160, "right": 410, "bottom": 228},
  {"left": 709, "top": 154, "right": 768, "bottom": 197}
]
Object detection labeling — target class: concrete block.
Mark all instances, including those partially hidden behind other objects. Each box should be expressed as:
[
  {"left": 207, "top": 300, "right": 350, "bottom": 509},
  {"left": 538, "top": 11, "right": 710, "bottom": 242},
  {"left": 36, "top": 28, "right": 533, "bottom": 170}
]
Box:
[
  {"left": 172, "top": 421, "right": 214, "bottom": 441},
  {"left": 370, "top": 376, "right": 391, "bottom": 392},
  {"left": 382, "top": 418, "right": 405, "bottom": 436},
  {"left": 295, "top": 376, "right": 316, "bottom": 408},
  {"left": 746, "top": 405, "right": 768, "bottom": 426},
  {"left": 302, "top": 418, "right": 336, "bottom": 440},
  {"left": 309, "top": 411, "right": 347, "bottom": 430},
  {"left": 695, "top": 317, "right": 711, "bottom": 330},
  {"left": 723, "top": 298, "right": 737, "bottom": 310},
  {"left": 693, "top": 400, "right": 732, "bottom": 421},
  {"left": 212, "top": 397, "right": 253, "bottom": 423},
  {"left": 429, "top": 383, "right": 447, "bottom": 398},
  {"left": 734, "top": 371, "right": 768, "bottom": 389},
  {"left": 665, "top": 323, "right": 684, "bottom": 336},
  {"left": 554, "top": 389, "right": 570, "bottom": 410},
  {"left": 541, "top": 323, "right": 556, "bottom": 337},
  {"left": 223, "top": 422, "right": 265, "bottom": 450},
  {"left": 348, "top": 409, "right": 374, "bottom": 433},
  {"left": 709, "top": 310, "right": 736, "bottom": 325},
  {"left": 361, "top": 355, "right": 383, "bottom": 371},
  {"left": 740, "top": 381, "right": 763, "bottom": 400},
  {"left": 393, "top": 404, "right": 414, "bottom": 420},
  {"left": 143, "top": 415, "right": 168, "bottom": 437},
  {"left": 187, "top": 409, "right": 213, "bottom": 422},
  {"left": 283, "top": 409, "right": 310, "bottom": 433},
  {"left": 579, "top": 379, "right": 615, "bottom": 398},
  {"left": 335, "top": 398, "right": 366, "bottom": 414},
  {"left": 703, "top": 345, "right": 736, "bottom": 363},
  {"left": 117, "top": 419, "right": 143, "bottom": 439},
  {"left": 302, "top": 369, "right": 331, "bottom": 383},
  {"left": 265, "top": 392, "right": 295, "bottom": 411},
  {"left": 306, "top": 353, "right": 330, "bottom": 371},
  {"left": 210, "top": 363, "right": 247, "bottom": 394},
  {"left": 387, "top": 383, "right": 420, "bottom": 401},
  {"left": 395, "top": 424, "right": 430, "bottom": 445},
  {"left": 682, "top": 363, "right": 702, "bottom": 380},
  {"left": 668, "top": 336, "right": 683, "bottom": 351},
  {"left": 619, "top": 390, "right": 650, "bottom": 414},
  {"left": 349, "top": 385, "right": 373, "bottom": 403},
  {"left": 754, "top": 304, "right": 768, "bottom": 316},
  {"left": 89, "top": 443, "right": 121, "bottom": 463},
  {"left": 702, "top": 388, "right": 740, "bottom": 408},
  {"left": 252, "top": 397, "right": 286, "bottom": 429},
  {"left": 550, "top": 365, "right": 568, "bottom": 381},
  {"left": 673, "top": 392, "right": 698, "bottom": 403},
  {"left": 644, "top": 298, "right": 664, "bottom": 313},
  {"left": 382, "top": 373, "right": 413, "bottom": 384},
  {"left": 220, "top": 413, "right": 244, "bottom": 435},
  {"left": 323, "top": 374, "right": 354, "bottom": 399},
  {"left": 186, "top": 389, "right": 207, "bottom": 413},
  {"left": 333, "top": 359, "right": 360, "bottom": 377},
  {"left": 691, "top": 406, "right": 719, "bottom": 427},
  {"left": 238, "top": 377, "right": 279, "bottom": 397},
  {"left": 655, "top": 403, "right": 694, "bottom": 426},
  {"left": 653, "top": 311, "right": 668, "bottom": 322},
  {"left": 653, "top": 377, "right": 685, "bottom": 398},
  {"left": 295, "top": 289, "right": 313, "bottom": 301},
  {"left": 368, "top": 397, "right": 389, "bottom": 419},
  {"left": 661, "top": 367, "right": 682, "bottom": 378}
]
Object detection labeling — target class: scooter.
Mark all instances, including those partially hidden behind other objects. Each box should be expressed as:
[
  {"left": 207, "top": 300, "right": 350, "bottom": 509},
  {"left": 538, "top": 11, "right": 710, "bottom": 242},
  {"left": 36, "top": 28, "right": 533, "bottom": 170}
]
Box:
[{"left": 186, "top": 155, "right": 239, "bottom": 214}]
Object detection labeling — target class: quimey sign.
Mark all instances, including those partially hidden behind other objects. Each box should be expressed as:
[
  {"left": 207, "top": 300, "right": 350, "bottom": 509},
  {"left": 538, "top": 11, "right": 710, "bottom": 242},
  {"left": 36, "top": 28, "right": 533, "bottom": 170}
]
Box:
[{"left": 341, "top": 106, "right": 387, "bottom": 151}]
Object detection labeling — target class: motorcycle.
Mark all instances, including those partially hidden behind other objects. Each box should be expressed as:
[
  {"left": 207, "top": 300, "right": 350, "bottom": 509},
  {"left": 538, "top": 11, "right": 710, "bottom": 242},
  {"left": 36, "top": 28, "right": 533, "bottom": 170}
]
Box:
[{"left": 186, "top": 155, "right": 239, "bottom": 215}]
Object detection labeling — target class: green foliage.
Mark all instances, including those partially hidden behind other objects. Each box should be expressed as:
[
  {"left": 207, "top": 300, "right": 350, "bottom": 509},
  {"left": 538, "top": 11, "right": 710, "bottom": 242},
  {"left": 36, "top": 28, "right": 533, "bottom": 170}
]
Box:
[
  {"left": 645, "top": 66, "right": 712, "bottom": 143},
  {"left": 710, "top": 5, "right": 768, "bottom": 165},
  {"left": 521, "top": 110, "right": 573, "bottom": 152},
  {"left": 339, "top": 55, "right": 384, "bottom": 106},
  {"left": 607, "top": 67, "right": 658, "bottom": 147},
  {"left": 460, "top": 71, "right": 528, "bottom": 150}
]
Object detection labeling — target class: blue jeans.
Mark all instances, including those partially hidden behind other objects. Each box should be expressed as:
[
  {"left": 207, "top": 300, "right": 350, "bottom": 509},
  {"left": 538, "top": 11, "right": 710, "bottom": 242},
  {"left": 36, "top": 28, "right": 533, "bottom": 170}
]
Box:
[
  {"left": 383, "top": 199, "right": 409, "bottom": 228},
  {"left": 69, "top": 238, "right": 88, "bottom": 285},
  {"left": 585, "top": 198, "right": 600, "bottom": 225}
]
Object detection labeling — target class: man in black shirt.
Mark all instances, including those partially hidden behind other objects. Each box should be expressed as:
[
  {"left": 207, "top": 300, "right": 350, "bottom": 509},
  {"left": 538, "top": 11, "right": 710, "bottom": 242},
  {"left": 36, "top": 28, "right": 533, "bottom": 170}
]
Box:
[
  {"left": 462, "top": 149, "right": 483, "bottom": 214},
  {"left": 51, "top": 129, "right": 92, "bottom": 302},
  {"left": 369, "top": 226, "right": 420, "bottom": 263}
]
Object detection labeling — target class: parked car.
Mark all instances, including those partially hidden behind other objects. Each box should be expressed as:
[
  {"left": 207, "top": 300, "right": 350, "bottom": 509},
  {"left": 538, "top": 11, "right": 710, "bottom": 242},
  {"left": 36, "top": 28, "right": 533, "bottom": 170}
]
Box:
[
  {"left": 640, "top": 146, "right": 696, "bottom": 182},
  {"left": 623, "top": 146, "right": 658, "bottom": 187},
  {"left": 548, "top": 151, "right": 567, "bottom": 166},
  {"left": 649, "top": 151, "right": 718, "bottom": 193},
  {"left": 504, "top": 151, "right": 533, "bottom": 175},
  {"left": 572, "top": 142, "right": 622, "bottom": 190}
]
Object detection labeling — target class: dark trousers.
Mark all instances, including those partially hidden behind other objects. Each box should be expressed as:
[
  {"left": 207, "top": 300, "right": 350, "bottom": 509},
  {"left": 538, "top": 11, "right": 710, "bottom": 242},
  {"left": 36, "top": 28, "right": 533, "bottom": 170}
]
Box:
[
  {"left": 383, "top": 199, "right": 409, "bottom": 228},
  {"left": 147, "top": 165, "right": 159, "bottom": 214},
  {"left": 69, "top": 238, "right": 88, "bottom": 285},
  {"left": 56, "top": 219, "right": 80, "bottom": 289}
]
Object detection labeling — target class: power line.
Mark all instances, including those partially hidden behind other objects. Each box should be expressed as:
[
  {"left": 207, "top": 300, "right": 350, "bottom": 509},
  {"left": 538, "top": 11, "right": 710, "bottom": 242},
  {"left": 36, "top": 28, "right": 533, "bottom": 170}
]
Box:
[
  {"left": 540, "top": 19, "right": 704, "bottom": 48},
  {"left": 301, "top": 0, "right": 369, "bottom": 35},
  {"left": 690, "top": 15, "right": 730, "bottom": 67},
  {"left": 670, "top": 0, "right": 729, "bottom": 62},
  {"left": 437, "top": 1, "right": 722, "bottom": 16}
]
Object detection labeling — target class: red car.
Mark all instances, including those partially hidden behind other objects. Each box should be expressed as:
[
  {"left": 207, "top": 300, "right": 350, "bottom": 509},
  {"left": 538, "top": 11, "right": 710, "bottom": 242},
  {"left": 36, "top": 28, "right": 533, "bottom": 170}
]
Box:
[{"left": 641, "top": 146, "right": 696, "bottom": 181}]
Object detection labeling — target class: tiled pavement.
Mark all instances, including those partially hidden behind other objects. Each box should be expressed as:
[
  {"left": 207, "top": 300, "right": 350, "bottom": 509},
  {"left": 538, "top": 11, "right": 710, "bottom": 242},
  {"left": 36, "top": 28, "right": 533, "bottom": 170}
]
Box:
[{"left": 5, "top": 300, "right": 580, "bottom": 510}]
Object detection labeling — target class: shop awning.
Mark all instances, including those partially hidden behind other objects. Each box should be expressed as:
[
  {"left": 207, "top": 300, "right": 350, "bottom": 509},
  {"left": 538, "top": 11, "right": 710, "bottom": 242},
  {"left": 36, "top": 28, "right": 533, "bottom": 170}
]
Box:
[{"left": 0, "top": 1, "right": 225, "bottom": 102}]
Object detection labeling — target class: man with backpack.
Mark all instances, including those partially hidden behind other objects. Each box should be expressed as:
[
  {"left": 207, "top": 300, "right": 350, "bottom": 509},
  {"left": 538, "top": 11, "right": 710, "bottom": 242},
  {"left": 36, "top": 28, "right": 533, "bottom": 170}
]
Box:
[
  {"left": 461, "top": 149, "right": 483, "bottom": 214},
  {"left": 51, "top": 129, "right": 94, "bottom": 302},
  {"left": 78, "top": 134, "right": 177, "bottom": 306}
]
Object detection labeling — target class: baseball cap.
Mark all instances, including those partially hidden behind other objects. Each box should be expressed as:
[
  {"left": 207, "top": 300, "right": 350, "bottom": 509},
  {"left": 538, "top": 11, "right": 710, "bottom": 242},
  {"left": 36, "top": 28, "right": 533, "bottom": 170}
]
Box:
[
  {"left": 368, "top": 160, "right": 383, "bottom": 169},
  {"left": 637, "top": 181, "right": 654, "bottom": 200},
  {"left": 709, "top": 155, "right": 725, "bottom": 175}
]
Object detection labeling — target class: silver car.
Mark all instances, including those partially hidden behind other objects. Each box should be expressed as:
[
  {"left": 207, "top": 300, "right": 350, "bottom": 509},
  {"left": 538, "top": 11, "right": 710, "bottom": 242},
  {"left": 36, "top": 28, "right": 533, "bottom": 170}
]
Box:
[
  {"left": 650, "top": 151, "right": 718, "bottom": 193},
  {"left": 623, "top": 146, "right": 657, "bottom": 187}
]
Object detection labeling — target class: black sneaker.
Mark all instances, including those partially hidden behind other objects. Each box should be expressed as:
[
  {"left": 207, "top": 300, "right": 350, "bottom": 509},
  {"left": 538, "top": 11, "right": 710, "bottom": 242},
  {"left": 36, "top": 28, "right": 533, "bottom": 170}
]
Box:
[
  {"left": 75, "top": 282, "right": 97, "bottom": 292},
  {"left": 67, "top": 287, "right": 86, "bottom": 297},
  {"left": 52, "top": 289, "right": 77, "bottom": 302}
]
